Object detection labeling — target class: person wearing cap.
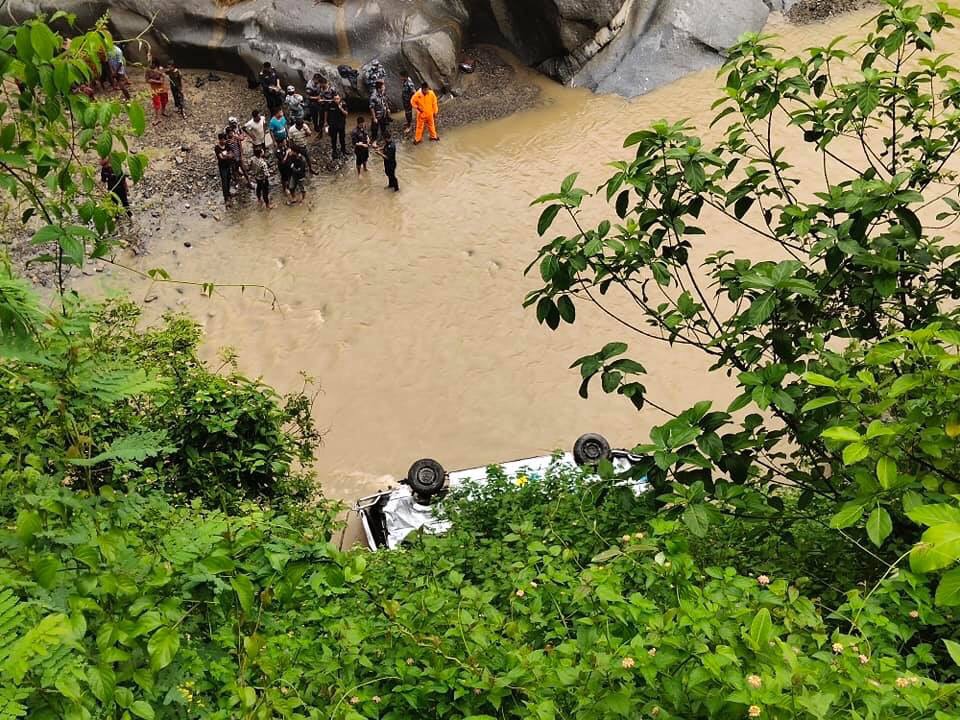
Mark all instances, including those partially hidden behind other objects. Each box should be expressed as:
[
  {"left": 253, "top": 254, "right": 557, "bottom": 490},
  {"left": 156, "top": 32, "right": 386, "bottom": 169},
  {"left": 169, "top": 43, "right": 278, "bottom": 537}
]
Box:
[
  {"left": 283, "top": 85, "right": 305, "bottom": 124},
  {"left": 368, "top": 79, "right": 391, "bottom": 142}
]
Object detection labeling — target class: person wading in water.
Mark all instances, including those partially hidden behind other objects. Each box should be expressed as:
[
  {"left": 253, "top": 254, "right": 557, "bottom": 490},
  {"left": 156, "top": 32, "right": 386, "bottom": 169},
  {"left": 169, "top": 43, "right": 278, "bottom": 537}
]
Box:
[
  {"left": 373, "top": 130, "right": 399, "bottom": 192},
  {"left": 351, "top": 116, "right": 370, "bottom": 177}
]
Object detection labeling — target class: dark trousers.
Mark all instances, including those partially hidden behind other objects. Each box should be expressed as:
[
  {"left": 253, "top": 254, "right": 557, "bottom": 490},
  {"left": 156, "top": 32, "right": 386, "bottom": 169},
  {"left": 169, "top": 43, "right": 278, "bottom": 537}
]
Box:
[
  {"left": 110, "top": 186, "right": 131, "bottom": 216},
  {"left": 330, "top": 126, "right": 346, "bottom": 157},
  {"left": 256, "top": 178, "right": 270, "bottom": 204},
  {"left": 371, "top": 114, "right": 391, "bottom": 141},
  {"left": 309, "top": 104, "right": 323, "bottom": 133},
  {"left": 384, "top": 160, "right": 398, "bottom": 191},
  {"left": 218, "top": 164, "right": 232, "bottom": 201},
  {"left": 404, "top": 107, "right": 413, "bottom": 126}
]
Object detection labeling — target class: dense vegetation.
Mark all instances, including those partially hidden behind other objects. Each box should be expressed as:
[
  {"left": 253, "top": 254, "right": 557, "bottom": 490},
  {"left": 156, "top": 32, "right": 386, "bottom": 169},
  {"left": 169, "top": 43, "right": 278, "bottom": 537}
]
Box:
[{"left": 2, "top": 1, "right": 960, "bottom": 719}]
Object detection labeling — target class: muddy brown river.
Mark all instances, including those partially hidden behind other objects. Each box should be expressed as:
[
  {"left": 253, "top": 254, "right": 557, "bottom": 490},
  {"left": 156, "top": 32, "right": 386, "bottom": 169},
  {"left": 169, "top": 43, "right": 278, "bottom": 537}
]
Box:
[{"left": 78, "top": 8, "right": 960, "bottom": 504}]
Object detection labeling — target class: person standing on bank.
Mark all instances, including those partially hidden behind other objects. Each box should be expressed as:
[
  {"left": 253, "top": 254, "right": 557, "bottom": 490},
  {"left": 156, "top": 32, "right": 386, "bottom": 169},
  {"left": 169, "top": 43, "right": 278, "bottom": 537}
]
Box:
[
  {"left": 145, "top": 58, "right": 169, "bottom": 124},
  {"left": 369, "top": 79, "right": 391, "bottom": 142},
  {"left": 400, "top": 70, "right": 417, "bottom": 134},
  {"left": 351, "top": 116, "right": 370, "bottom": 176},
  {"left": 306, "top": 73, "right": 324, "bottom": 133},
  {"left": 165, "top": 60, "right": 186, "bottom": 117},
  {"left": 373, "top": 130, "right": 399, "bottom": 191},
  {"left": 244, "top": 109, "right": 268, "bottom": 155},
  {"left": 214, "top": 132, "right": 235, "bottom": 205},
  {"left": 259, "top": 62, "right": 284, "bottom": 114},
  {"left": 411, "top": 81, "right": 439, "bottom": 143},
  {"left": 250, "top": 145, "right": 272, "bottom": 210},
  {"left": 287, "top": 117, "right": 319, "bottom": 175},
  {"left": 328, "top": 92, "right": 348, "bottom": 160}
]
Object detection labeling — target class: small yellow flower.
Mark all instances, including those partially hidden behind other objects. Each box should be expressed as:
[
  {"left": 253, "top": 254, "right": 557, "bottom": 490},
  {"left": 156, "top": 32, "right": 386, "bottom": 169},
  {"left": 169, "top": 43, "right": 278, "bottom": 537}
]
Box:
[
  {"left": 516, "top": 589, "right": 525, "bottom": 598},
  {"left": 757, "top": 575, "right": 771, "bottom": 586},
  {"left": 530, "top": 580, "right": 538, "bottom": 588},
  {"left": 650, "top": 707, "right": 661, "bottom": 717},
  {"left": 622, "top": 657, "right": 636, "bottom": 669},
  {"left": 859, "top": 654, "right": 869, "bottom": 665},
  {"left": 909, "top": 610, "right": 919, "bottom": 619},
  {"left": 473, "top": 688, "right": 482, "bottom": 696},
  {"left": 747, "top": 674, "right": 762, "bottom": 689},
  {"left": 634, "top": 532, "right": 645, "bottom": 540},
  {"left": 372, "top": 696, "right": 381, "bottom": 704},
  {"left": 832, "top": 642, "right": 844, "bottom": 654},
  {"left": 896, "top": 677, "right": 910, "bottom": 689},
  {"left": 748, "top": 706, "right": 762, "bottom": 718},
  {"left": 622, "top": 534, "right": 632, "bottom": 542},
  {"left": 515, "top": 474, "right": 528, "bottom": 487},
  {"left": 406, "top": 657, "right": 415, "bottom": 665},
  {"left": 349, "top": 696, "right": 360, "bottom": 705},
  {"left": 648, "top": 647, "right": 657, "bottom": 657}
]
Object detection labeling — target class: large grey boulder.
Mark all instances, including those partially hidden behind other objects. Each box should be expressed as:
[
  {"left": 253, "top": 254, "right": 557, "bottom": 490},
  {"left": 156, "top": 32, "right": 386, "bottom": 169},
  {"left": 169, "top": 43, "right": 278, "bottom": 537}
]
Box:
[
  {"left": 9, "top": 0, "right": 772, "bottom": 101},
  {"left": 536, "top": 0, "right": 771, "bottom": 97},
  {"left": 8, "top": 0, "right": 469, "bottom": 107}
]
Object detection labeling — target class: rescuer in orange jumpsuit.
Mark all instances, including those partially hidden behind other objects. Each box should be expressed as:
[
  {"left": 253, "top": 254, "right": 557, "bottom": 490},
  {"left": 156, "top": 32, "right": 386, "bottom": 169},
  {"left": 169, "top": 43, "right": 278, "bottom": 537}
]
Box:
[{"left": 411, "top": 81, "right": 440, "bottom": 143}]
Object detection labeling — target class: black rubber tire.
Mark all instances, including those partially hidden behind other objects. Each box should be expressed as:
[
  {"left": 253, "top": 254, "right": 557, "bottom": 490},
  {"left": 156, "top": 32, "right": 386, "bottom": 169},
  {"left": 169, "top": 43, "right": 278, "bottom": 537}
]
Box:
[
  {"left": 406, "top": 458, "right": 447, "bottom": 496},
  {"left": 573, "top": 433, "right": 612, "bottom": 466}
]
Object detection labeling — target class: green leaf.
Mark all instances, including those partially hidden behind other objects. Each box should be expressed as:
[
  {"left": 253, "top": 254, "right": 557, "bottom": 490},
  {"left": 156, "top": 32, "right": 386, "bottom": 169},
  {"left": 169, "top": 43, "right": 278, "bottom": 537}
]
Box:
[
  {"left": 801, "top": 396, "right": 838, "bottom": 412},
  {"left": 907, "top": 504, "right": 960, "bottom": 527},
  {"left": 29, "top": 21, "right": 57, "bottom": 61},
  {"left": 16, "top": 510, "right": 42, "bottom": 543},
  {"left": 127, "top": 102, "right": 147, "bottom": 135},
  {"left": 935, "top": 567, "right": 960, "bottom": 607},
  {"left": 130, "top": 700, "right": 155, "bottom": 720},
  {"left": 866, "top": 507, "right": 892, "bottom": 547},
  {"left": 842, "top": 442, "right": 869, "bottom": 465},
  {"left": 231, "top": 575, "right": 255, "bottom": 614},
  {"left": 561, "top": 172, "right": 578, "bottom": 194},
  {"left": 877, "top": 457, "right": 897, "bottom": 490},
  {"left": 557, "top": 295, "right": 575, "bottom": 323},
  {"left": 821, "top": 426, "right": 861, "bottom": 443},
  {"left": 32, "top": 555, "right": 61, "bottom": 589},
  {"left": 803, "top": 373, "right": 837, "bottom": 387},
  {"left": 749, "top": 608, "right": 772, "bottom": 651},
  {"left": 538, "top": 205, "right": 560, "bottom": 236},
  {"left": 147, "top": 627, "right": 180, "bottom": 671},
  {"left": 600, "top": 342, "right": 628, "bottom": 359},
  {"left": 894, "top": 206, "right": 922, "bottom": 240},
  {"left": 910, "top": 523, "right": 960, "bottom": 573},
  {"left": 944, "top": 638, "right": 960, "bottom": 666},
  {"left": 889, "top": 374, "right": 922, "bottom": 397},
  {"left": 830, "top": 502, "right": 864, "bottom": 529},
  {"left": 96, "top": 132, "right": 112, "bottom": 158},
  {"left": 746, "top": 293, "right": 776, "bottom": 325}
]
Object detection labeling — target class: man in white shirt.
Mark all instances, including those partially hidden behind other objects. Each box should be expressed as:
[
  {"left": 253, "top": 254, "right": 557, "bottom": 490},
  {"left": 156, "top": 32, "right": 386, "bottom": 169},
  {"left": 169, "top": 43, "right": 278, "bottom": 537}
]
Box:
[{"left": 243, "top": 109, "right": 269, "bottom": 153}]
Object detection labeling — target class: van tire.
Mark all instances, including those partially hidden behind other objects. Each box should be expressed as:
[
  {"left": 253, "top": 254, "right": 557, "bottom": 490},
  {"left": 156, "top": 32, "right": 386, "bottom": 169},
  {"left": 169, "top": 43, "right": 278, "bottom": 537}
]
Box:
[
  {"left": 407, "top": 458, "right": 447, "bottom": 496},
  {"left": 573, "top": 433, "right": 611, "bottom": 466}
]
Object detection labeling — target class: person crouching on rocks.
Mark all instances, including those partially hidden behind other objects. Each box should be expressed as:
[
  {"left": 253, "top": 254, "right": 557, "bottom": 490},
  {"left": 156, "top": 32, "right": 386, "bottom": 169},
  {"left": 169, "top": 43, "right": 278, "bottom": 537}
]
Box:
[{"left": 250, "top": 145, "right": 272, "bottom": 210}]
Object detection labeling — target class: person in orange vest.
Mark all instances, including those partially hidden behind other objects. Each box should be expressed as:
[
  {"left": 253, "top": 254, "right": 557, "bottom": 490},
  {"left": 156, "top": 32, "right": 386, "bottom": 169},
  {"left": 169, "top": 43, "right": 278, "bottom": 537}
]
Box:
[{"left": 411, "top": 81, "right": 440, "bottom": 144}]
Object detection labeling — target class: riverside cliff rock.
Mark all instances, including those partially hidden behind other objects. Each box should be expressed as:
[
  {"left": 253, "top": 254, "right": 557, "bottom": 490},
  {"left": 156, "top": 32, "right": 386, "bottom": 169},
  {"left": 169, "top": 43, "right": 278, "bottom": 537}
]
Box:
[{"left": 9, "top": 0, "right": 788, "bottom": 99}]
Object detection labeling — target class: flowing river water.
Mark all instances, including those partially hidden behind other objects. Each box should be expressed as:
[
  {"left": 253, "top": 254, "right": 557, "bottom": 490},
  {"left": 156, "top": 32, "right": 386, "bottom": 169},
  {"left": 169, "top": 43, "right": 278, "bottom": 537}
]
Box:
[{"left": 77, "top": 8, "right": 960, "bottom": 507}]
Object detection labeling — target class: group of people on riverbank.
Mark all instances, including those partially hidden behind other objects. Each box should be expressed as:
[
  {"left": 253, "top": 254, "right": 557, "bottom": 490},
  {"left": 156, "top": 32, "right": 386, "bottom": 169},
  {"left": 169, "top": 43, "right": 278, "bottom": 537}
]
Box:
[
  {"left": 96, "top": 47, "right": 444, "bottom": 216},
  {"left": 219, "top": 61, "right": 442, "bottom": 207}
]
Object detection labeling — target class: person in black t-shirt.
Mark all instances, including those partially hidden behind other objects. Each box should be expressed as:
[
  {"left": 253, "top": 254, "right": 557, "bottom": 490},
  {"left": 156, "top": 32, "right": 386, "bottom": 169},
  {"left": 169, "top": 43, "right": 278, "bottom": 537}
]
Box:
[
  {"left": 99, "top": 157, "right": 131, "bottom": 216},
  {"left": 214, "top": 132, "right": 235, "bottom": 204},
  {"left": 351, "top": 116, "right": 370, "bottom": 176},
  {"left": 328, "top": 93, "right": 348, "bottom": 159},
  {"left": 259, "top": 62, "right": 284, "bottom": 113},
  {"left": 373, "top": 130, "right": 398, "bottom": 191},
  {"left": 282, "top": 147, "right": 307, "bottom": 205}
]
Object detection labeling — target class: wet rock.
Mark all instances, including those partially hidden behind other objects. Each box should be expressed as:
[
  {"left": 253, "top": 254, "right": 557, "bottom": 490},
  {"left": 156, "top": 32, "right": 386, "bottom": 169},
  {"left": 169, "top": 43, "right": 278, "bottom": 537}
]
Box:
[{"left": 183, "top": 241, "right": 192, "bottom": 248}]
